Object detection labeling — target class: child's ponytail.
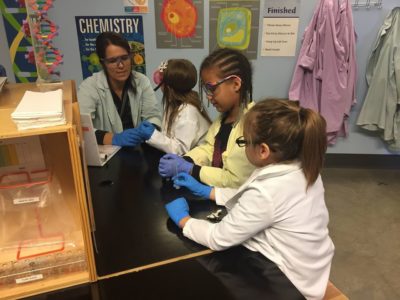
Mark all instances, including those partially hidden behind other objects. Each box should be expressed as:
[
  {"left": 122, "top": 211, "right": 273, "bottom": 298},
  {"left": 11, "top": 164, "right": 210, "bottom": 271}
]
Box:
[
  {"left": 299, "top": 108, "right": 327, "bottom": 187},
  {"left": 244, "top": 99, "right": 327, "bottom": 188},
  {"left": 161, "top": 59, "right": 212, "bottom": 135}
]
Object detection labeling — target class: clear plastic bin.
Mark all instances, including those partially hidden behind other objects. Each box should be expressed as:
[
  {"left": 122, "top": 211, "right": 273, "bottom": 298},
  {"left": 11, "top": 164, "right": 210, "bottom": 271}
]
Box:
[
  {"left": 0, "top": 170, "right": 51, "bottom": 210},
  {"left": 0, "top": 170, "right": 87, "bottom": 287}
]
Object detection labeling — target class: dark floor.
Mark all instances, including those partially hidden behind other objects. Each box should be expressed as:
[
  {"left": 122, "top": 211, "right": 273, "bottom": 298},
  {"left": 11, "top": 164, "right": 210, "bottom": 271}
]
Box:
[{"left": 322, "top": 165, "right": 400, "bottom": 300}]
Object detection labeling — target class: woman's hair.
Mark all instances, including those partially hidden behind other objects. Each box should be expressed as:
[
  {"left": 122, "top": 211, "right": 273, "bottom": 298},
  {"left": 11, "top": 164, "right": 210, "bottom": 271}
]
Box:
[
  {"left": 96, "top": 32, "right": 131, "bottom": 61},
  {"left": 162, "top": 59, "right": 211, "bottom": 135},
  {"left": 95, "top": 32, "right": 136, "bottom": 93},
  {"left": 199, "top": 48, "right": 253, "bottom": 109},
  {"left": 244, "top": 99, "right": 327, "bottom": 187}
]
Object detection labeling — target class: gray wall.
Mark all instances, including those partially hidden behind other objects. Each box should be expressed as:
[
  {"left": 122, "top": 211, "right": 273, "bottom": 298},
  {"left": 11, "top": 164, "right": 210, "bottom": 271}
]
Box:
[{"left": 0, "top": 0, "right": 399, "bottom": 154}]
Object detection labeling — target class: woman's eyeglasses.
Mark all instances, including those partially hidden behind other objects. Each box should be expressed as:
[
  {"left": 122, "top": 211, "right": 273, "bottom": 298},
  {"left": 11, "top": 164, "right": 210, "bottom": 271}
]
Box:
[
  {"left": 202, "top": 75, "right": 240, "bottom": 96},
  {"left": 102, "top": 54, "right": 131, "bottom": 67}
]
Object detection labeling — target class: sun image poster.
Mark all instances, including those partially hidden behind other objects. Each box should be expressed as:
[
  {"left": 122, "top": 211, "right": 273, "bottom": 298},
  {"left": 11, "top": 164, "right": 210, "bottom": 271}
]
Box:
[
  {"left": 75, "top": 16, "right": 146, "bottom": 79},
  {"left": 0, "top": 0, "right": 37, "bottom": 82},
  {"left": 209, "top": 0, "right": 260, "bottom": 59},
  {"left": 155, "top": 0, "right": 204, "bottom": 49}
]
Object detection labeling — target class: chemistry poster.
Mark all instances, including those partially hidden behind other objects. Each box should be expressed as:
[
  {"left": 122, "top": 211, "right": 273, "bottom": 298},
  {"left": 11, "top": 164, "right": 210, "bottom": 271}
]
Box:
[
  {"left": 261, "top": 0, "right": 300, "bottom": 56},
  {"left": 209, "top": 0, "right": 260, "bottom": 60},
  {"left": 75, "top": 16, "right": 146, "bottom": 79},
  {"left": 155, "top": 0, "right": 204, "bottom": 49}
]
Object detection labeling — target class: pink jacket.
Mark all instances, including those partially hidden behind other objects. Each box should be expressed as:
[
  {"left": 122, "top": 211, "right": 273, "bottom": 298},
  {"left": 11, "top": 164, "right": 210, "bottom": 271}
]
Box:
[{"left": 289, "top": 0, "right": 357, "bottom": 144}]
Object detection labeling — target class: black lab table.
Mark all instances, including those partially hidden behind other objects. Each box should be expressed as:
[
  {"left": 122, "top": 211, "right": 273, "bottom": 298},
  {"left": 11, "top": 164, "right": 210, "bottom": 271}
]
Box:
[{"left": 26, "top": 144, "right": 304, "bottom": 300}]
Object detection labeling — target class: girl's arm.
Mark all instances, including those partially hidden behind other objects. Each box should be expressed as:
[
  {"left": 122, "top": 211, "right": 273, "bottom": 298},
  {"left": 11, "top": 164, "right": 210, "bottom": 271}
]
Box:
[
  {"left": 198, "top": 146, "right": 253, "bottom": 188},
  {"left": 215, "top": 187, "right": 238, "bottom": 206},
  {"left": 147, "top": 105, "right": 209, "bottom": 155},
  {"left": 198, "top": 129, "right": 255, "bottom": 188},
  {"left": 187, "top": 118, "right": 255, "bottom": 188},
  {"left": 182, "top": 185, "right": 274, "bottom": 250},
  {"left": 185, "top": 119, "right": 220, "bottom": 165}
]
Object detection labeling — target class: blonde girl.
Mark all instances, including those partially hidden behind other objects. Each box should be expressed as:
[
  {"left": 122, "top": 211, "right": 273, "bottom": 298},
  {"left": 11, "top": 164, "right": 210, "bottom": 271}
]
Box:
[{"left": 166, "top": 99, "right": 335, "bottom": 300}]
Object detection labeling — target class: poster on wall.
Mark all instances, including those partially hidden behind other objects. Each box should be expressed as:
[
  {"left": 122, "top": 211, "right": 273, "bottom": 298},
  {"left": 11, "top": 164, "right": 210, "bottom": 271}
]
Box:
[
  {"left": 75, "top": 16, "right": 146, "bottom": 79},
  {"left": 261, "top": 0, "right": 300, "bottom": 56},
  {"left": 155, "top": 0, "right": 204, "bottom": 49},
  {"left": 209, "top": 0, "right": 260, "bottom": 59},
  {"left": 123, "top": 0, "right": 149, "bottom": 14},
  {"left": 0, "top": 0, "right": 37, "bottom": 82}
]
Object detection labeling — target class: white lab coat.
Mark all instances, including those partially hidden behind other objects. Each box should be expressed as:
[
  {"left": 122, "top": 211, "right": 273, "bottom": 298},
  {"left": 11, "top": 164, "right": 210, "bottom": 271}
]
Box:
[
  {"left": 183, "top": 162, "right": 334, "bottom": 300},
  {"left": 146, "top": 103, "right": 210, "bottom": 155}
]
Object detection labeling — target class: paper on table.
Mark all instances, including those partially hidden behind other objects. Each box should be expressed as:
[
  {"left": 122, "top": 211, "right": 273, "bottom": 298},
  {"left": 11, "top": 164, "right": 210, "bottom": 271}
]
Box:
[{"left": 11, "top": 89, "right": 63, "bottom": 119}]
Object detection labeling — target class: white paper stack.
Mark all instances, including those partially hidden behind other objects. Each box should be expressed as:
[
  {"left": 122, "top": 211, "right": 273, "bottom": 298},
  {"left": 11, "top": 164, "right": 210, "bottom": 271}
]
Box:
[{"left": 11, "top": 89, "right": 66, "bottom": 130}]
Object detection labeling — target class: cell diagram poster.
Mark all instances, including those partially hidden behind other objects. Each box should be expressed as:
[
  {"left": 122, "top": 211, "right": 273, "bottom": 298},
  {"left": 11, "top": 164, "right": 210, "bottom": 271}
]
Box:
[
  {"left": 261, "top": 0, "right": 300, "bottom": 56},
  {"left": 155, "top": 0, "right": 204, "bottom": 49},
  {"left": 209, "top": 0, "right": 260, "bottom": 60},
  {"left": 75, "top": 16, "right": 146, "bottom": 79}
]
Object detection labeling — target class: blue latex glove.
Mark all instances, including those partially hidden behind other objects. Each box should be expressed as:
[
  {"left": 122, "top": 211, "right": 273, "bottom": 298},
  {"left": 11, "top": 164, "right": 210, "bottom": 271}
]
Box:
[
  {"left": 172, "top": 173, "right": 212, "bottom": 199},
  {"left": 137, "top": 120, "right": 155, "bottom": 140},
  {"left": 112, "top": 128, "right": 142, "bottom": 147},
  {"left": 165, "top": 197, "right": 190, "bottom": 227},
  {"left": 158, "top": 153, "right": 193, "bottom": 178}
]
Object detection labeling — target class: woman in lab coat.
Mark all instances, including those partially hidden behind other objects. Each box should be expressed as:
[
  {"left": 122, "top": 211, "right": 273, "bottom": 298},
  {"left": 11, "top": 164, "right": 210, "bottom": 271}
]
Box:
[{"left": 78, "top": 32, "right": 161, "bottom": 147}]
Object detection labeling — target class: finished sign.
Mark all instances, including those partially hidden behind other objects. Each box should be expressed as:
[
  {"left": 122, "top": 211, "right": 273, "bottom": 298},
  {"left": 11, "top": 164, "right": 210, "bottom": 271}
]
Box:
[{"left": 261, "top": 0, "right": 301, "bottom": 57}]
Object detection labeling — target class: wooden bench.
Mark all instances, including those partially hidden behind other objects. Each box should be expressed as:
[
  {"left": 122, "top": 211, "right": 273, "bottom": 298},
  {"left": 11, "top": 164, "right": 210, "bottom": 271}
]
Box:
[{"left": 323, "top": 281, "right": 349, "bottom": 300}]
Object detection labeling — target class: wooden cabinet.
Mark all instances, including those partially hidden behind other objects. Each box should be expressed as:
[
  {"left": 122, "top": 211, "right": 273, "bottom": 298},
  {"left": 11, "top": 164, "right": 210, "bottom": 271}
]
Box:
[{"left": 0, "top": 81, "right": 96, "bottom": 299}]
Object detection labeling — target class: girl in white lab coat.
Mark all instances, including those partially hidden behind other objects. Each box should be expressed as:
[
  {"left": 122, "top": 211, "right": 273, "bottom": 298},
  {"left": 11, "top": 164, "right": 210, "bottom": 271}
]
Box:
[
  {"left": 136, "top": 59, "right": 211, "bottom": 155},
  {"left": 166, "top": 99, "right": 335, "bottom": 300}
]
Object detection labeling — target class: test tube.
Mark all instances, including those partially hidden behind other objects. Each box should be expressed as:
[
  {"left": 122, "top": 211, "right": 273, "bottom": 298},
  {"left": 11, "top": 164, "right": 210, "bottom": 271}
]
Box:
[{"left": 173, "top": 160, "right": 180, "bottom": 189}]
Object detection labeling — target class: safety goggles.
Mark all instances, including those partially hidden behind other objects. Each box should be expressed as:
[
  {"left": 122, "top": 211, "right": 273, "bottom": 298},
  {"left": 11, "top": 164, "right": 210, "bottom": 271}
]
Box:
[
  {"left": 101, "top": 54, "right": 131, "bottom": 67},
  {"left": 202, "top": 75, "right": 241, "bottom": 96}
]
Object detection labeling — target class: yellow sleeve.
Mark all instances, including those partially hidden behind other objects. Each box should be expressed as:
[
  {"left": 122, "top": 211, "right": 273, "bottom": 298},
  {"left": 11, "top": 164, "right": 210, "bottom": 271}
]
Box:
[
  {"left": 186, "top": 103, "right": 256, "bottom": 188},
  {"left": 199, "top": 121, "right": 255, "bottom": 188},
  {"left": 185, "top": 116, "right": 221, "bottom": 165}
]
